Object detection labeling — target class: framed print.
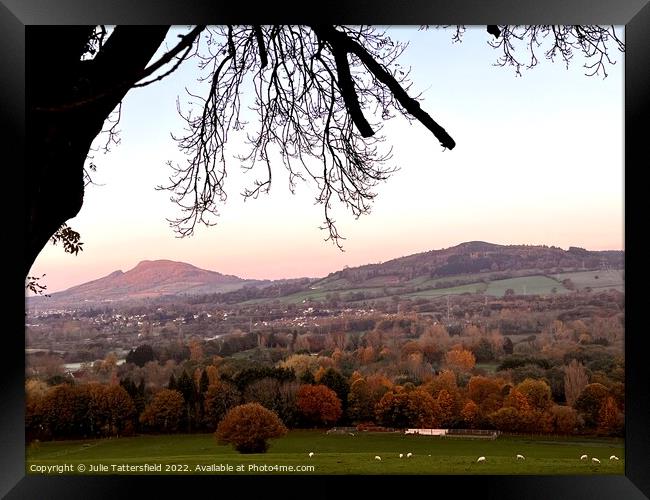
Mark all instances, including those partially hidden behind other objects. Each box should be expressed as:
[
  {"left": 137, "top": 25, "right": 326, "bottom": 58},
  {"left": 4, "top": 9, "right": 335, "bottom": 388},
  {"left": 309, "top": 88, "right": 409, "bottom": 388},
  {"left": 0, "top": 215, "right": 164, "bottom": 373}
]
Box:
[{"left": 3, "top": 0, "right": 649, "bottom": 498}]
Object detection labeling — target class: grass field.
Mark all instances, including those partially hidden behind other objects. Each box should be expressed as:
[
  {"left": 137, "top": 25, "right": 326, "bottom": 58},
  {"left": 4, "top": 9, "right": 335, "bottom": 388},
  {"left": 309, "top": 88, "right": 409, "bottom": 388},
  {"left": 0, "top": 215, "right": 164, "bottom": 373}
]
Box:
[
  {"left": 26, "top": 431, "right": 624, "bottom": 475},
  {"left": 552, "top": 270, "right": 624, "bottom": 292},
  {"left": 484, "top": 276, "right": 568, "bottom": 296}
]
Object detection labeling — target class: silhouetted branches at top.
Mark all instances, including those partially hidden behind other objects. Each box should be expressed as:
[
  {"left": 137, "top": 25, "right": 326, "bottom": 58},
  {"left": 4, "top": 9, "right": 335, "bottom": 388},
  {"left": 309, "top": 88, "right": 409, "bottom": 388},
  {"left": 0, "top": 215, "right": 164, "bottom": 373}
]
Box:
[
  {"left": 25, "top": 25, "right": 624, "bottom": 278},
  {"left": 161, "top": 26, "right": 455, "bottom": 249},
  {"left": 430, "top": 25, "right": 624, "bottom": 77}
]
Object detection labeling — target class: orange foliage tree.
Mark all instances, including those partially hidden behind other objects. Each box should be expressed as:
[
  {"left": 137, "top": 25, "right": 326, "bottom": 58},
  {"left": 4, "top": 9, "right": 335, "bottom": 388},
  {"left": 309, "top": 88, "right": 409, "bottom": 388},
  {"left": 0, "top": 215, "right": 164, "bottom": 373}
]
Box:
[
  {"left": 296, "top": 384, "right": 342, "bottom": 427},
  {"left": 347, "top": 378, "right": 375, "bottom": 423},
  {"left": 550, "top": 405, "right": 579, "bottom": 434},
  {"left": 444, "top": 347, "right": 476, "bottom": 373},
  {"left": 597, "top": 396, "right": 622, "bottom": 436},
  {"left": 215, "top": 403, "right": 287, "bottom": 453},
  {"left": 460, "top": 400, "right": 480, "bottom": 428},
  {"left": 139, "top": 388, "right": 185, "bottom": 433},
  {"left": 435, "top": 389, "right": 455, "bottom": 426},
  {"left": 574, "top": 383, "right": 610, "bottom": 429},
  {"left": 375, "top": 389, "right": 437, "bottom": 429},
  {"left": 204, "top": 381, "right": 241, "bottom": 429},
  {"left": 467, "top": 376, "right": 503, "bottom": 417}
]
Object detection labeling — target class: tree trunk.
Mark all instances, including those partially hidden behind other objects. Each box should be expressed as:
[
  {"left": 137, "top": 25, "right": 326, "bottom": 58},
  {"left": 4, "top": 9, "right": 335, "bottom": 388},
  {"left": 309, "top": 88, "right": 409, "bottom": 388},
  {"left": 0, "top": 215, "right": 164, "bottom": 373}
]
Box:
[{"left": 25, "top": 26, "right": 170, "bottom": 277}]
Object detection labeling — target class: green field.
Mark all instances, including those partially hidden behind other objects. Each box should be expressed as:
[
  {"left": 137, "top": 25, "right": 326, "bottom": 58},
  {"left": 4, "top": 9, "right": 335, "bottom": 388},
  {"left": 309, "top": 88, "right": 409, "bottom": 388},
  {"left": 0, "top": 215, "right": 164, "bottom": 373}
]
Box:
[
  {"left": 238, "top": 269, "right": 624, "bottom": 307},
  {"left": 553, "top": 270, "right": 624, "bottom": 291},
  {"left": 26, "top": 431, "right": 624, "bottom": 475},
  {"left": 485, "top": 276, "right": 568, "bottom": 296}
]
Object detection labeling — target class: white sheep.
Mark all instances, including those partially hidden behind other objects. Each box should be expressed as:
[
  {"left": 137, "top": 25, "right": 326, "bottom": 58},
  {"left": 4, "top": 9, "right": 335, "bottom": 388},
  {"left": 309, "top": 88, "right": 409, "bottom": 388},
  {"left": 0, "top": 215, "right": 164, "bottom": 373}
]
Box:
[
  {"left": 374, "top": 456, "right": 382, "bottom": 461},
  {"left": 609, "top": 455, "right": 619, "bottom": 461},
  {"left": 580, "top": 454, "right": 588, "bottom": 460},
  {"left": 348, "top": 432, "right": 355, "bottom": 436},
  {"left": 399, "top": 453, "right": 404, "bottom": 458},
  {"left": 308, "top": 452, "right": 314, "bottom": 458},
  {"left": 406, "top": 452, "right": 413, "bottom": 458},
  {"left": 592, "top": 458, "right": 601, "bottom": 464},
  {"left": 516, "top": 454, "right": 525, "bottom": 460},
  {"left": 477, "top": 456, "right": 486, "bottom": 463}
]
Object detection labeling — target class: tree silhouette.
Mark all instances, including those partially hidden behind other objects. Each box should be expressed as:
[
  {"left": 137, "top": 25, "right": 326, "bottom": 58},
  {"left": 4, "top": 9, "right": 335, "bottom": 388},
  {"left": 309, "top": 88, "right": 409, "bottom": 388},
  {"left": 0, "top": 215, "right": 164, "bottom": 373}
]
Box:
[{"left": 25, "top": 25, "right": 623, "bottom": 279}]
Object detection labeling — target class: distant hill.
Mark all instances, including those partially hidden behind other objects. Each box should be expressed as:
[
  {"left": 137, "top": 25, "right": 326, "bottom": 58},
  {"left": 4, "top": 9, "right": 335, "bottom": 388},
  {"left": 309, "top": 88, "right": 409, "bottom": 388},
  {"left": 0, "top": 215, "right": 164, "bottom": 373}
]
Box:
[
  {"left": 315, "top": 241, "right": 624, "bottom": 288},
  {"left": 36, "top": 260, "right": 260, "bottom": 305},
  {"left": 29, "top": 243, "right": 624, "bottom": 308}
]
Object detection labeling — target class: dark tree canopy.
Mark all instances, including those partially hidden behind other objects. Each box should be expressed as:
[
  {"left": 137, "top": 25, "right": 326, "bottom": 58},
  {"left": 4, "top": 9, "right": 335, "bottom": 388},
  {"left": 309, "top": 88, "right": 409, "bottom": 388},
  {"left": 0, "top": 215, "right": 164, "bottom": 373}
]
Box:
[{"left": 25, "top": 25, "right": 623, "bottom": 283}]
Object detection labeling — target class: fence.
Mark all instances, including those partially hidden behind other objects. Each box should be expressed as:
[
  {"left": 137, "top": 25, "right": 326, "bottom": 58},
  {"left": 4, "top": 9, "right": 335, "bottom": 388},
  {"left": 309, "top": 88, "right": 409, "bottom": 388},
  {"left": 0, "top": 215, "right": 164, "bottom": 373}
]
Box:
[{"left": 404, "top": 428, "right": 499, "bottom": 440}]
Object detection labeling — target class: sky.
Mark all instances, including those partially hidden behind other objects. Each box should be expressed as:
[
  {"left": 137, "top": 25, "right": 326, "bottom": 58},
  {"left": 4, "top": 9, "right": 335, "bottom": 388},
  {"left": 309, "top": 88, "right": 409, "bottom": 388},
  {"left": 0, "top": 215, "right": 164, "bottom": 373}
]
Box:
[{"left": 30, "top": 26, "right": 625, "bottom": 293}]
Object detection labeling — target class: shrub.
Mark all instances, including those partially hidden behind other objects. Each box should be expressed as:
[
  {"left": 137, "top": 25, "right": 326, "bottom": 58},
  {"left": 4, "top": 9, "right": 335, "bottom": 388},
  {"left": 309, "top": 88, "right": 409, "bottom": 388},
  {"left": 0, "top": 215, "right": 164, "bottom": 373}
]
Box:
[{"left": 215, "top": 403, "right": 287, "bottom": 453}]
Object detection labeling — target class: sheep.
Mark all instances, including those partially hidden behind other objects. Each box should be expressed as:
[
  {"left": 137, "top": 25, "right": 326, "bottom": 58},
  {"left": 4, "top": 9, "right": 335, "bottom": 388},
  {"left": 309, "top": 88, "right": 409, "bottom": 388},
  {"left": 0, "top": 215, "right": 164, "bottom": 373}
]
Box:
[
  {"left": 308, "top": 452, "right": 314, "bottom": 458},
  {"left": 592, "top": 458, "right": 601, "bottom": 464},
  {"left": 516, "top": 454, "right": 525, "bottom": 460},
  {"left": 406, "top": 452, "right": 413, "bottom": 458},
  {"left": 399, "top": 454, "right": 404, "bottom": 458},
  {"left": 477, "top": 456, "right": 486, "bottom": 463},
  {"left": 374, "top": 456, "right": 382, "bottom": 461},
  {"left": 580, "top": 455, "right": 588, "bottom": 460},
  {"left": 609, "top": 455, "right": 619, "bottom": 461},
  {"left": 348, "top": 432, "right": 355, "bottom": 436}
]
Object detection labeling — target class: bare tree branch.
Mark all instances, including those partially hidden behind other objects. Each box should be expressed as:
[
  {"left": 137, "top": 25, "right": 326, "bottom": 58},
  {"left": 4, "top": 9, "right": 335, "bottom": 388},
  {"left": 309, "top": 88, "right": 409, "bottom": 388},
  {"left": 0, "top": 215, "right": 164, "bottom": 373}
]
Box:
[
  {"left": 253, "top": 25, "right": 269, "bottom": 69},
  {"left": 312, "top": 25, "right": 456, "bottom": 150}
]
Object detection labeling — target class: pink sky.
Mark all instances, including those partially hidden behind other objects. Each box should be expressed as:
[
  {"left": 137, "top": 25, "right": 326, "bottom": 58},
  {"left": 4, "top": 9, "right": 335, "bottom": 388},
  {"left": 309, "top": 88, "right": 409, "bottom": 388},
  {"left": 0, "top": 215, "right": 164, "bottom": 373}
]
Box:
[{"left": 29, "top": 27, "right": 624, "bottom": 293}]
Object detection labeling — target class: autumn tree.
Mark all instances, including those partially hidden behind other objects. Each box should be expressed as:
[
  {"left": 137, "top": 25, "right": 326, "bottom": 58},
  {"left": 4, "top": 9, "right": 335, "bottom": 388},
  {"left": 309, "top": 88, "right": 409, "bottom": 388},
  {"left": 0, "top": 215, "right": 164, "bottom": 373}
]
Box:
[
  {"left": 467, "top": 376, "right": 504, "bottom": 421},
  {"left": 375, "top": 389, "right": 437, "bottom": 429},
  {"left": 597, "top": 396, "right": 623, "bottom": 436},
  {"left": 347, "top": 378, "right": 375, "bottom": 423},
  {"left": 215, "top": 403, "right": 287, "bottom": 453},
  {"left": 139, "top": 388, "right": 185, "bottom": 433},
  {"left": 574, "top": 383, "right": 610, "bottom": 429},
  {"left": 37, "top": 384, "right": 92, "bottom": 439},
  {"left": 25, "top": 25, "right": 623, "bottom": 279},
  {"left": 435, "top": 389, "right": 455, "bottom": 426},
  {"left": 550, "top": 405, "right": 579, "bottom": 435},
  {"left": 296, "top": 385, "right": 342, "bottom": 427},
  {"left": 488, "top": 406, "right": 520, "bottom": 432},
  {"left": 444, "top": 346, "right": 476, "bottom": 373},
  {"left": 189, "top": 339, "right": 204, "bottom": 362},
  {"left": 204, "top": 381, "right": 241, "bottom": 429},
  {"left": 460, "top": 400, "right": 480, "bottom": 428},
  {"left": 516, "top": 379, "right": 553, "bottom": 412},
  {"left": 503, "top": 379, "right": 554, "bottom": 433},
  {"left": 564, "top": 359, "right": 589, "bottom": 407}
]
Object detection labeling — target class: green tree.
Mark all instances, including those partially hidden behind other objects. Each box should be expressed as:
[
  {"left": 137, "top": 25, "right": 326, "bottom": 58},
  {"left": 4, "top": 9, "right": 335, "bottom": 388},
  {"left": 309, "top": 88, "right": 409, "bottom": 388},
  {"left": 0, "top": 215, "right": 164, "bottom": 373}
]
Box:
[
  {"left": 176, "top": 370, "right": 198, "bottom": 432},
  {"left": 319, "top": 368, "right": 351, "bottom": 417},
  {"left": 126, "top": 344, "right": 156, "bottom": 368}
]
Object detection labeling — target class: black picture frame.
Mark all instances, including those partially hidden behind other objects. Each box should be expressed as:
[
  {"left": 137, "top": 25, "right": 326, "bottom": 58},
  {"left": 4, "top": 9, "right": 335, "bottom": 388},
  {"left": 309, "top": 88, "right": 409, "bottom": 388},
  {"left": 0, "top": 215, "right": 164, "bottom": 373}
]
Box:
[{"left": 3, "top": 0, "right": 648, "bottom": 498}]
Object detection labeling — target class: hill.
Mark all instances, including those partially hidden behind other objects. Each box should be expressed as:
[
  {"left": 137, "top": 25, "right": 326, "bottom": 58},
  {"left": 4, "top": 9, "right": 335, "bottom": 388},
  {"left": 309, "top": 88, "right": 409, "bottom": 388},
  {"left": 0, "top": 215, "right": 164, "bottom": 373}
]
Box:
[
  {"left": 38, "top": 260, "right": 259, "bottom": 304},
  {"left": 29, "top": 242, "right": 624, "bottom": 308},
  {"left": 314, "top": 241, "right": 624, "bottom": 289}
]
